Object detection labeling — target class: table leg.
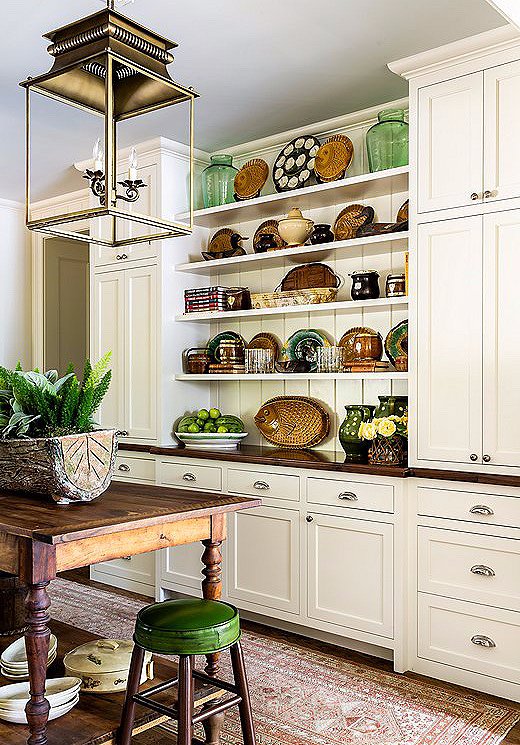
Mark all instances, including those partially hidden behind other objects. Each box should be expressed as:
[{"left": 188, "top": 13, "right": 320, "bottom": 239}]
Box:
[
  {"left": 201, "top": 537, "right": 224, "bottom": 745},
  {"left": 24, "top": 582, "right": 51, "bottom": 745}
]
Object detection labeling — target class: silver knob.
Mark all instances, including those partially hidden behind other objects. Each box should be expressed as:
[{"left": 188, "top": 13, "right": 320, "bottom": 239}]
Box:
[
  {"left": 470, "top": 504, "right": 494, "bottom": 516},
  {"left": 182, "top": 472, "right": 196, "bottom": 482},
  {"left": 338, "top": 492, "right": 358, "bottom": 501},
  {"left": 118, "top": 464, "right": 130, "bottom": 472},
  {"left": 470, "top": 453, "right": 478, "bottom": 461},
  {"left": 306, "top": 515, "right": 313, "bottom": 523},
  {"left": 116, "top": 253, "right": 128, "bottom": 260},
  {"left": 471, "top": 635, "right": 496, "bottom": 649},
  {"left": 253, "top": 481, "right": 270, "bottom": 491},
  {"left": 483, "top": 190, "right": 493, "bottom": 199},
  {"left": 117, "top": 430, "right": 129, "bottom": 437},
  {"left": 470, "top": 192, "right": 480, "bottom": 200},
  {"left": 122, "top": 556, "right": 132, "bottom": 562},
  {"left": 482, "top": 454, "right": 491, "bottom": 463},
  {"left": 471, "top": 565, "right": 495, "bottom": 577}
]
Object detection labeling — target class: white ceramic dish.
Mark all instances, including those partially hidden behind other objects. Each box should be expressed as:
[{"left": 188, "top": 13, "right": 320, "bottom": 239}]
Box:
[
  {"left": 176, "top": 432, "right": 248, "bottom": 450},
  {"left": 1, "top": 635, "right": 57, "bottom": 668},
  {"left": 0, "top": 693, "right": 79, "bottom": 724},
  {"left": 1, "top": 652, "right": 57, "bottom": 680},
  {"left": 63, "top": 639, "right": 153, "bottom": 694},
  {"left": 0, "top": 678, "right": 81, "bottom": 710}
]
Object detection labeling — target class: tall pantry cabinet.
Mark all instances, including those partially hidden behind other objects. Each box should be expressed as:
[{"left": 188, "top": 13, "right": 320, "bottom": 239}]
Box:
[{"left": 390, "top": 26, "right": 520, "bottom": 474}]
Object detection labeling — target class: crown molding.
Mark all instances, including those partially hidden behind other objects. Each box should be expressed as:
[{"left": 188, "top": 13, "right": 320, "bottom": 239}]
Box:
[
  {"left": 217, "top": 98, "right": 409, "bottom": 160},
  {"left": 388, "top": 24, "right": 520, "bottom": 79}
]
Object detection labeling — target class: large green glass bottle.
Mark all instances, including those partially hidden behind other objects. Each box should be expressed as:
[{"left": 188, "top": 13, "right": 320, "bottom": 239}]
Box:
[
  {"left": 366, "top": 109, "right": 409, "bottom": 172},
  {"left": 201, "top": 154, "right": 238, "bottom": 208}
]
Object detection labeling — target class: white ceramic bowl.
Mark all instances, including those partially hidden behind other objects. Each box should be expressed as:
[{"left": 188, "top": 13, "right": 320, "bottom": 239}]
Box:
[
  {"left": 1, "top": 636, "right": 57, "bottom": 668},
  {"left": 0, "top": 678, "right": 81, "bottom": 710},
  {"left": 1, "top": 652, "right": 57, "bottom": 680},
  {"left": 176, "top": 432, "right": 248, "bottom": 450},
  {"left": 0, "top": 693, "right": 79, "bottom": 724}
]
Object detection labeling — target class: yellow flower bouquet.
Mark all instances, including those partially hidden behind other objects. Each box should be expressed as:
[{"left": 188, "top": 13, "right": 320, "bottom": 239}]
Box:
[{"left": 358, "top": 415, "right": 408, "bottom": 465}]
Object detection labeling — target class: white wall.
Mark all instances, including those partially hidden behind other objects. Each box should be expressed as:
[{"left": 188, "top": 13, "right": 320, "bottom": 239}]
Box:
[{"left": 0, "top": 199, "right": 31, "bottom": 368}]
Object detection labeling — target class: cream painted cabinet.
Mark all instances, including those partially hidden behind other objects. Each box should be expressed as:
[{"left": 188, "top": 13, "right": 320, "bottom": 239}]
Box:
[
  {"left": 92, "top": 263, "right": 157, "bottom": 440},
  {"left": 226, "top": 506, "right": 300, "bottom": 615},
  {"left": 484, "top": 61, "right": 520, "bottom": 204},
  {"left": 482, "top": 210, "right": 520, "bottom": 467},
  {"left": 417, "top": 73, "right": 483, "bottom": 213},
  {"left": 307, "top": 513, "right": 393, "bottom": 638},
  {"left": 416, "top": 217, "right": 483, "bottom": 465}
]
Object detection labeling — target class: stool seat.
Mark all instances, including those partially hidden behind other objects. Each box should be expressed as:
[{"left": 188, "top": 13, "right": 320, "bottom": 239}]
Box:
[{"left": 134, "top": 598, "right": 240, "bottom": 655}]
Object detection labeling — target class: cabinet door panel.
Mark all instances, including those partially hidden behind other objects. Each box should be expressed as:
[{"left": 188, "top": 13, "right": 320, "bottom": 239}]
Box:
[
  {"left": 484, "top": 61, "right": 520, "bottom": 203},
  {"left": 124, "top": 265, "right": 157, "bottom": 440},
  {"left": 417, "top": 217, "right": 482, "bottom": 464},
  {"left": 91, "top": 271, "right": 125, "bottom": 432},
  {"left": 483, "top": 211, "right": 520, "bottom": 467},
  {"left": 307, "top": 513, "right": 393, "bottom": 638},
  {"left": 161, "top": 543, "right": 203, "bottom": 592},
  {"left": 227, "top": 506, "right": 300, "bottom": 614},
  {"left": 418, "top": 73, "right": 483, "bottom": 213}
]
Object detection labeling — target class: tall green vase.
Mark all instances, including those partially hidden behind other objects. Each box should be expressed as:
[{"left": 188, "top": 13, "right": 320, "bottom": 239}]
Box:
[
  {"left": 339, "top": 405, "right": 375, "bottom": 462},
  {"left": 374, "top": 395, "right": 408, "bottom": 419},
  {"left": 366, "top": 109, "right": 409, "bottom": 173},
  {"left": 201, "top": 154, "right": 238, "bottom": 208}
]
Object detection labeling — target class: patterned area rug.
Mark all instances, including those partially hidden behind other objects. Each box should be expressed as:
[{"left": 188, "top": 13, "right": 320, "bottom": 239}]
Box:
[{"left": 50, "top": 579, "right": 520, "bottom": 745}]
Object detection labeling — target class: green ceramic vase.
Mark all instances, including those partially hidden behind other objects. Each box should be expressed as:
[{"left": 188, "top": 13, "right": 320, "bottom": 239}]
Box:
[
  {"left": 374, "top": 395, "right": 408, "bottom": 419},
  {"left": 366, "top": 109, "right": 409, "bottom": 173},
  {"left": 339, "top": 405, "right": 375, "bottom": 462}
]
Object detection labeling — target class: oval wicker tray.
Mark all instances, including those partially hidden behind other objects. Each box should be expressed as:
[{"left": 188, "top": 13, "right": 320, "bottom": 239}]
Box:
[{"left": 250, "top": 287, "right": 338, "bottom": 309}]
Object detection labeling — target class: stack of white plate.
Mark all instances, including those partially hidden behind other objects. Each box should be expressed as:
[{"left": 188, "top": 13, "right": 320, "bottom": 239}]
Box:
[
  {"left": 0, "top": 677, "right": 81, "bottom": 724},
  {"left": 0, "top": 635, "right": 57, "bottom": 680}
]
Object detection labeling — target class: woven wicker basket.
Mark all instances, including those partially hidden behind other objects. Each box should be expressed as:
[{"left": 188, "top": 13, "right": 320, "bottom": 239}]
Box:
[
  {"left": 250, "top": 287, "right": 338, "bottom": 309},
  {"left": 368, "top": 435, "right": 406, "bottom": 466}
]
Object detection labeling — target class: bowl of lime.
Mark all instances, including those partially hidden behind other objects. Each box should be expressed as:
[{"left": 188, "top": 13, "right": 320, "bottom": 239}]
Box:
[{"left": 175, "top": 409, "right": 248, "bottom": 449}]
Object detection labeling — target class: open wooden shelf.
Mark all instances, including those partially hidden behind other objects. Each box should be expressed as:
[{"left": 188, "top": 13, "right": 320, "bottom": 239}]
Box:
[
  {"left": 176, "top": 296, "right": 408, "bottom": 322},
  {"left": 176, "top": 372, "right": 408, "bottom": 381},
  {"left": 179, "top": 166, "right": 409, "bottom": 228},
  {"left": 176, "top": 231, "right": 409, "bottom": 276}
]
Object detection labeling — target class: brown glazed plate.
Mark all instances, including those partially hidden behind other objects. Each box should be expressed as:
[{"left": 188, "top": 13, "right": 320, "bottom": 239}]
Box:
[
  {"left": 333, "top": 204, "right": 375, "bottom": 241},
  {"left": 234, "top": 158, "right": 269, "bottom": 200},
  {"left": 314, "top": 134, "right": 354, "bottom": 183},
  {"left": 338, "top": 326, "right": 382, "bottom": 362},
  {"left": 247, "top": 332, "right": 281, "bottom": 358}
]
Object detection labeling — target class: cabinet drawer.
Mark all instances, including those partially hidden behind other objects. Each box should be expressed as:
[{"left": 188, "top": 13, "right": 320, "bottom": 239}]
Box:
[
  {"left": 114, "top": 455, "right": 155, "bottom": 483},
  {"left": 159, "top": 461, "right": 222, "bottom": 491},
  {"left": 227, "top": 468, "right": 299, "bottom": 502},
  {"left": 93, "top": 551, "right": 155, "bottom": 587},
  {"left": 307, "top": 477, "right": 394, "bottom": 513},
  {"left": 417, "top": 486, "right": 520, "bottom": 528},
  {"left": 418, "top": 527, "right": 520, "bottom": 611},
  {"left": 418, "top": 593, "right": 520, "bottom": 684}
]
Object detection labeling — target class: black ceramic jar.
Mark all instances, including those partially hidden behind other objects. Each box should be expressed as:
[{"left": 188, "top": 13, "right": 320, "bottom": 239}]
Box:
[
  {"left": 255, "top": 233, "right": 278, "bottom": 253},
  {"left": 349, "top": 270, "right": 380, "bottom": 300},
  {"left": 310, "top": 224, "right": 334, "bottom": 245}
]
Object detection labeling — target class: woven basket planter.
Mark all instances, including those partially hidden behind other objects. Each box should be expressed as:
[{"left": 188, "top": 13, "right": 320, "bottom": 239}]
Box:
[
  {"left": 0, "top": 429, "right": 117, "bottom": 504},
  {"left": 368, "top": 435, "right": 406, "bottom": 466}
]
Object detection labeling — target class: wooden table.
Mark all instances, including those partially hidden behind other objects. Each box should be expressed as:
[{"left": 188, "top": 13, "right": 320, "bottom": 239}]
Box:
[{"left": 0, "top": 481, "right": 260, "bottom": 745}]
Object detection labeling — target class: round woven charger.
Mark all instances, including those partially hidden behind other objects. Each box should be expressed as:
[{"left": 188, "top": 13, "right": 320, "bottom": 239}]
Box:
[
  {"left": 234, "top": 159, "right": 269, "bottom": 200},
  {"left": 314, "top": 135, "right": 353, "bottom": 182},
  {"left": 333, "top": 204, "right": 375, "bottom": 241}
]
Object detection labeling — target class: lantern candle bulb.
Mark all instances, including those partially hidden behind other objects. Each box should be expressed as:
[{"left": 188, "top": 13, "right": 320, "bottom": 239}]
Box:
[
  {"left": 129, "top": 147, "right": 138, "bottom": 181},
  {"left": 93, "top": 138, "right": 104, "bottom": 173}
]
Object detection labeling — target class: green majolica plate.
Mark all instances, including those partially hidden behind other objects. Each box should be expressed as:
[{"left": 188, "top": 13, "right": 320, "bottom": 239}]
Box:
[
  {"left": 384, "top": 320, "right": 408, "bottom": 366},
  {"left": 281, "top": 329, "right": 332, "bottom": 372}
]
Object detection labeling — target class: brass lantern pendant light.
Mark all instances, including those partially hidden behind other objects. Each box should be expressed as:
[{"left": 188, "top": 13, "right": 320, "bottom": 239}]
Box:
[{"left": 20, "top": 0, "right": 198, "bottom": 247}]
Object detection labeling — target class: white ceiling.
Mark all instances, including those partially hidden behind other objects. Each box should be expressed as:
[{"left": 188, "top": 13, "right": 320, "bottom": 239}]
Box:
[{"left": 1, "top": 0, "right": 504, "bottom": 202}]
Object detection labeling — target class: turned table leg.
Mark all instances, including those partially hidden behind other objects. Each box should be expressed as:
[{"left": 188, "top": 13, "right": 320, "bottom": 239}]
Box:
[
  {"left": 24, "top": 582, "right": 51, "bottom": 745},
  {"left": 201, "top": 533, "right": 225, "bottom": 745}
]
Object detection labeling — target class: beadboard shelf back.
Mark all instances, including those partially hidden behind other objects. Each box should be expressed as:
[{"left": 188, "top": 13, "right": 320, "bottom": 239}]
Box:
[
  {"left": 179, "top": 166, "right": 409, "bottom": 228},
  {"left": 176, "top": 232, "right": 409, "bottom": 276}
]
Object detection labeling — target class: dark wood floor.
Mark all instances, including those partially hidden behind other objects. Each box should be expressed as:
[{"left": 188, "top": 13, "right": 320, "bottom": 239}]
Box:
[{"left": 60, "top": 568, "right": 520, "bottom": 744}]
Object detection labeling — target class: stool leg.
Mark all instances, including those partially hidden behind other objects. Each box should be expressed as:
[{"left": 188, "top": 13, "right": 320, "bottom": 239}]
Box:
[
  {"left": 177, "top": 655, "right": 194, "bottom": 745},
  {"left": 118, "top": 644, "right": 145, "bottom": 745},
  {"left": 230, "top": 642, "right": 256, "bottom": 745}
]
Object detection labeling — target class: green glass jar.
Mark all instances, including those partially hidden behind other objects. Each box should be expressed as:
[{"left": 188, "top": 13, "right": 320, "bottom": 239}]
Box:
[
  {"left": 201, "top": 154, "right": 238, "bottom": 208},
  {"left": 366, "top": 109, "right": 409, "bottom": 173},
  {"left": 374, "top": 395, "right": 408, "bottom": 419},
  {"left": 339, "top": 405, "right": 375, "bottom": 462}
]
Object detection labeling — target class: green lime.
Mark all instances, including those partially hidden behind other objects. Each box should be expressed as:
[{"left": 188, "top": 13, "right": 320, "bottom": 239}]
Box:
[
  {"left": 204, "top": 422, "right": 216, "bottom": 432},
  {"left": 196, "top": 418, "right": 205, "bottom": 427},
  {"left": 209, "top": 408, "right": 221, "bottom": 420},
  {"left": 217, "top": 426, "right": 228, "bottom": 433},
  {"left": 197, "top": 409, "right": 210, "bottom": 421},
  {"left": 187, "top": 423, "right": 200, "bottom": 433}
]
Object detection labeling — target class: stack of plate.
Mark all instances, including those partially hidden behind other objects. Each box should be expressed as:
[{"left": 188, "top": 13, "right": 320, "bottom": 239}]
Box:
[
  {"left": 176, "top": 432, "right": 248, "bottom": 450},
  {"left": 1, "top": 635, "right": 57, "bottom": 680},
  {"left": 0, "top": 677, "right": 81, "bottom": 724}
]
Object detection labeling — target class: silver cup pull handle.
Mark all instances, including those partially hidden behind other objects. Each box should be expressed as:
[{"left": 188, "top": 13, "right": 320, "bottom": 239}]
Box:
[
  {"left": 471, "top": 635, "right": 496, "bottom": 649},
  {"left": 338, "top": 492, "right": 358, "bottom": 501},
  {"left": 253, "top": 481, "right": 270, "bottom": 491},
  {"left": 182, "top": 472, "right": 197, "bottom": 482},
  {"left": 470, "top": 565, "right": 495, "bottom": 577},
  {"left": 470, "top": 505, "right": 494, "bottom": 516}
]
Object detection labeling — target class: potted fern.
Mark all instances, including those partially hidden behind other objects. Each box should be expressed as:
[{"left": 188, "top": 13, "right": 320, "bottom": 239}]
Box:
[{"left": 0, "top": 353, "right": 117, "bottom": 504}]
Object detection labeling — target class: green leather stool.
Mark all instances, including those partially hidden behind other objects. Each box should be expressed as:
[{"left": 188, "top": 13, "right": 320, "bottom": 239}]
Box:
[{"left": 118, "top": 598, "right": 256, "bottom": 745}]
